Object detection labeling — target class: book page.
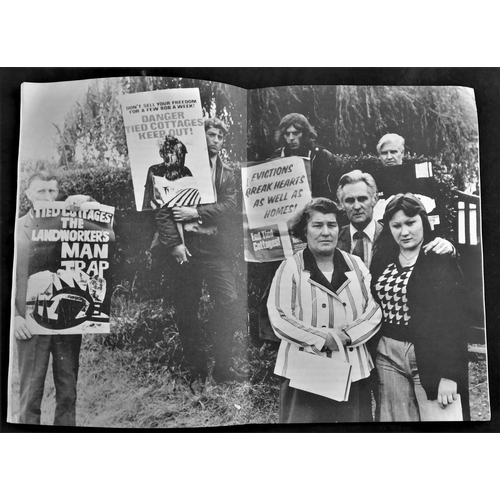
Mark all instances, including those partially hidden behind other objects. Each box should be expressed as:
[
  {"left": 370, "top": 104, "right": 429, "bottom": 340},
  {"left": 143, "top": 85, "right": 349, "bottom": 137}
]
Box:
[{"left": 287, "top": 350, "right": 352, "bottom": 402}]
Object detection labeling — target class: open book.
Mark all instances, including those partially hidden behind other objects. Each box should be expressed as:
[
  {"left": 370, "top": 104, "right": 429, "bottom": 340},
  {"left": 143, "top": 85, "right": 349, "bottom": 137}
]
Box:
[{"left": 7, "top": 75, "right": 486, "bottom": 428}]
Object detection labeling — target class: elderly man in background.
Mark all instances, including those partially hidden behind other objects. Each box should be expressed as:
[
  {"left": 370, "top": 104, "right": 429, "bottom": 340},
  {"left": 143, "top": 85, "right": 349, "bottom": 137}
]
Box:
[
  {"left": 373, "top": 133, "right": 446, "bottom": 229},
  {"left": 377, "top": 133, "right": 405, "bottom": 167}
]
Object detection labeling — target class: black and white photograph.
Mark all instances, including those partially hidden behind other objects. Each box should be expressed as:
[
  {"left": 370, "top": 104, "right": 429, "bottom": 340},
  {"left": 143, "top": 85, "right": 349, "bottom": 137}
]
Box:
[{"left": 3, "top": 71, "right": 493, "bottom": 430}]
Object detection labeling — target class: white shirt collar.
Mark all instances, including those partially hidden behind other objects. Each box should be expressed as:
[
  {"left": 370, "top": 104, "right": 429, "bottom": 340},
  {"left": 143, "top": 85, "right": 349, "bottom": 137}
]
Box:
[{"left": 349, "top": 218, "right": 376, "bottom": 242}]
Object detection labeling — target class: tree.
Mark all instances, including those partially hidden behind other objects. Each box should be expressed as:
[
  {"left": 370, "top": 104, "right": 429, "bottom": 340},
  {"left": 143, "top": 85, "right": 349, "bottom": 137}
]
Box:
[
  {"left": 55, "top": 79, "right": 128, "bottom": 169},
  {"left": 248, "top": 85, "right": 479, "bottom": 190},
  {"left": 55, "top": 76, "right": 247, "bottom": 169},
  {"left": 55, "top": 80, "right": 479, "bottom": 190}
]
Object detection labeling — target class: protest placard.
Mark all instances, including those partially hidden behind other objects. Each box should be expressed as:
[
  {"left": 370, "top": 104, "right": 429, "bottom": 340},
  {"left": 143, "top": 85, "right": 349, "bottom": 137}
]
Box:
[
  {"left": 23, "top": 201, "right": 115, "bottom": 334},
  {"left": 242, "top": 157, "right": 312, "bottom": 262},
  {"left": 120, "top": 88, "right": 214, "bottom": 211}
]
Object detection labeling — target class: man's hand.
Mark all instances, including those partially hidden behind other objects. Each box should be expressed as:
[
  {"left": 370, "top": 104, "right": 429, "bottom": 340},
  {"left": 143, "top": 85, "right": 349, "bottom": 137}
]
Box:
[
  {"left": 65, "top": 195, "right": 99, "bottom": 211},
  {"left": 171, "top": 244, "right": 192, "bottom": 264},
  {"left": 172, "top": 206, "right": 199, "bottom": 222},
  {"left": 14, "top": 316, "right": 33, "bottom": 340},
  {"left": 423, "top": 237, "right": 454, "bottom": 256},
  {"left": 437, "top": 377, "right": 458, "bottom": 408}
]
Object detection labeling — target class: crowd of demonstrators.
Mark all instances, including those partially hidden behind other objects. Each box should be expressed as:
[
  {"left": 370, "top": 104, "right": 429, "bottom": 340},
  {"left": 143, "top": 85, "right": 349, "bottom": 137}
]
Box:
[
  {"left": 262, "top": 123, "right": 467, "bottom": 423},
  {"left": 12, "top": 111, "right": 469, "bottom": 426},
  {"left": 13, "top": 172, "right": 100, "bottom": 426}
]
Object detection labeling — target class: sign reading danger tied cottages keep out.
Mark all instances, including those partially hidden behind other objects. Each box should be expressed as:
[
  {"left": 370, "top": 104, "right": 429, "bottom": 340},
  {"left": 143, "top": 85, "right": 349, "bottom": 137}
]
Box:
[
  {"left": 242, "top": 157, "right": 312, "bottom": 262},
  {"left": 119, "top": 88, "right": 214, "bottom": 212},
  {"left": 24, "top": 201, "right": 115, "bottom": 335}
]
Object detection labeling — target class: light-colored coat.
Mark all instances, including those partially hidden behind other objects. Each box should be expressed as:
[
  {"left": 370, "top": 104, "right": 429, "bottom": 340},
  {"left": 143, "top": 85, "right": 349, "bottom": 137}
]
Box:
[{"left": 268, "top": 247, "right": 382, "bottom": 383}]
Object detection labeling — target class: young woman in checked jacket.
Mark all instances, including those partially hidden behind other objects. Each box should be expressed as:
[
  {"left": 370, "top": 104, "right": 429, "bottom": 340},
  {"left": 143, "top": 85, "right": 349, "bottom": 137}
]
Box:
[{"left": 370, "top": 193, "right": 470, "bottom": 421}]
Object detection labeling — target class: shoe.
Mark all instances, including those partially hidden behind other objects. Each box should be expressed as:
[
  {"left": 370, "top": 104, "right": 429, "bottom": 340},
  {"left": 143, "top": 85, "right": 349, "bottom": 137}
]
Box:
[
  {"left": 189, "top": 370, "right": 207, "bottom": 395},
  {"left": 212, "top": 365, "right": 247, "bottom": 384}
]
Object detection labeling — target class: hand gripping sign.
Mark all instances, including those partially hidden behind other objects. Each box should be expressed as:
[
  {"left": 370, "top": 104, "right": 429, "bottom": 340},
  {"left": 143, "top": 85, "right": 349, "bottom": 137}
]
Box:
[{"left": 21, "top": 201, "right": 115, "bottom": 334}]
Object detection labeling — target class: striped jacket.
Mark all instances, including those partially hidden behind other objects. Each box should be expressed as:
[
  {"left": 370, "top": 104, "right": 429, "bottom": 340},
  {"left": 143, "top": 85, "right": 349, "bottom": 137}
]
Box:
[{"left": 268, "top": 247, "right": 382, "bottom": 383}]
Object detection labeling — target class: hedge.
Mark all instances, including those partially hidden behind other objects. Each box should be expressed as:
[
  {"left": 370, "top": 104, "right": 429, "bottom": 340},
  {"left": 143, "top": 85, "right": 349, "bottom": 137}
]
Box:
[{"left": 17, "top": 155, "right": 459, "bottom": 307}]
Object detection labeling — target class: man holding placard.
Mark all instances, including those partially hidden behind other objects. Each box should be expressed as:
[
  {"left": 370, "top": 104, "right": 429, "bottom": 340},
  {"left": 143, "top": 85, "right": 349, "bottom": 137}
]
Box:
[
  {"left": 271, "top": 113, "right": 341, "bottom": 200},
  {"left": 155, "top": 118, "right": 242, "bottom": 393},
  {"left": 13, "top": 172, "right": 100, "bottom": 426}
]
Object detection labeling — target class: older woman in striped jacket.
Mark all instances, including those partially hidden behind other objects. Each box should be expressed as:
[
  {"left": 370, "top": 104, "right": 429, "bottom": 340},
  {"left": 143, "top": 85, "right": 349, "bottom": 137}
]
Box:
[{"left": 268, "top": 197, "right": 382, "bottom": 423}]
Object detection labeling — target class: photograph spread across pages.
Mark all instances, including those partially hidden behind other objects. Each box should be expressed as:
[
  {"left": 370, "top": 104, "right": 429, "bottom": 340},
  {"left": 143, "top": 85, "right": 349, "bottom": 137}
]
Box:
[{"left": 8, "top": 76, "right": 489, "bottom": 428}]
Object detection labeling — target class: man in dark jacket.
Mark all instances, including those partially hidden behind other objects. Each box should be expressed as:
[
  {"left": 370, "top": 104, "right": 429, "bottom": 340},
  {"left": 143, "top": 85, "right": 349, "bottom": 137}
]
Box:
[
  {"left": 154, "top": 118, "right": 242, "bottom": 392},
  {"left": 336, "top": 169, "right": 454, "bottom": 268},
  {"left": 369, "top": 133, "right": 442, "bottom": 228},
  {"left": 270, "top": 113, "right": 341, "bottom": 200}
]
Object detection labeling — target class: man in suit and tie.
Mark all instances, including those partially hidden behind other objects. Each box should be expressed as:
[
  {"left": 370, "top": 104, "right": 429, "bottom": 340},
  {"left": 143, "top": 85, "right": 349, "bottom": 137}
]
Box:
[{"left": 336, "top": 169, "right": 454, "bottom": 269}]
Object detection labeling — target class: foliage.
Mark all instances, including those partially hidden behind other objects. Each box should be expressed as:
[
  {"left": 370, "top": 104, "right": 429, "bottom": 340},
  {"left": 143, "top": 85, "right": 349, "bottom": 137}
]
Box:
[
  {"left": 17, "top": 160, "right": 135, "bottom": 216},
  {"left": 54, "top": 76, "right": 247, "bottom": 169},
  {"left": 55, "top": 79, "right": 129, "bottom": 168},
  {"left": 248, "top": 85, "right": 479, "bottom": 190},
  {"left": 52, "top": 80, "right": 478, "bottom": 192},
  {"left": 120, "top": 76, "right": 247, "bottom": 163}
]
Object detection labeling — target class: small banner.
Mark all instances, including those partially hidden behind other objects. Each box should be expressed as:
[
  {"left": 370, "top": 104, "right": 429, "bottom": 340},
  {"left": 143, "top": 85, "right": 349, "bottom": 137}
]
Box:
[
  {"left": 242, "top": 157, "right": 312, "bottom": 262},
  {"left": 24, "top": 201, "right": 115, "bottom": 334},
  {"left": 120, "top": 88, "right": 214, "bottom": 211}
]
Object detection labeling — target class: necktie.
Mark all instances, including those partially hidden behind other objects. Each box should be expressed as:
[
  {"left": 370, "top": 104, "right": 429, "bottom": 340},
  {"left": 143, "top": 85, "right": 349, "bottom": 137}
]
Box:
[{"left": 352, "top": 231, "right": 365, "bottom": 264}]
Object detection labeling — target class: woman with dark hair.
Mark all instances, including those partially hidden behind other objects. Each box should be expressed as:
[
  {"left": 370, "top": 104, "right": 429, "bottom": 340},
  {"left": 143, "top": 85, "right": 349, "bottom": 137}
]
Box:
[
  {"left": 371, "top": 193, "right": 469, "bottom": 421},
  {"left": 267, "top": 198, "right": 382, "bottom": 423}
]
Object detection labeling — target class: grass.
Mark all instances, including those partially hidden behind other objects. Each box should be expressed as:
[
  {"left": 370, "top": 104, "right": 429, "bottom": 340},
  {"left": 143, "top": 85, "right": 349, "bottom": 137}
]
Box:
[
  {"left": 73, "top": 338, "right": 279, "bottom": 428},
  {"left": 7, "top": 298, "right": 491, "bottom": 428}
]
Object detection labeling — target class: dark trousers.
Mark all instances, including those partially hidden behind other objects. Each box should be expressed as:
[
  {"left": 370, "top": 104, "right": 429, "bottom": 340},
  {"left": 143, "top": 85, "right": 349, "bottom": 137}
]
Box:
[
  {"left": 172, "top": 245, "right": 239, "bottom": 376},
  {"left": 248, "top": 261, "right": 281, "bottom": 342},
  {"left": 17, "top": 334, "right": 82, "bottom": 426}
]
